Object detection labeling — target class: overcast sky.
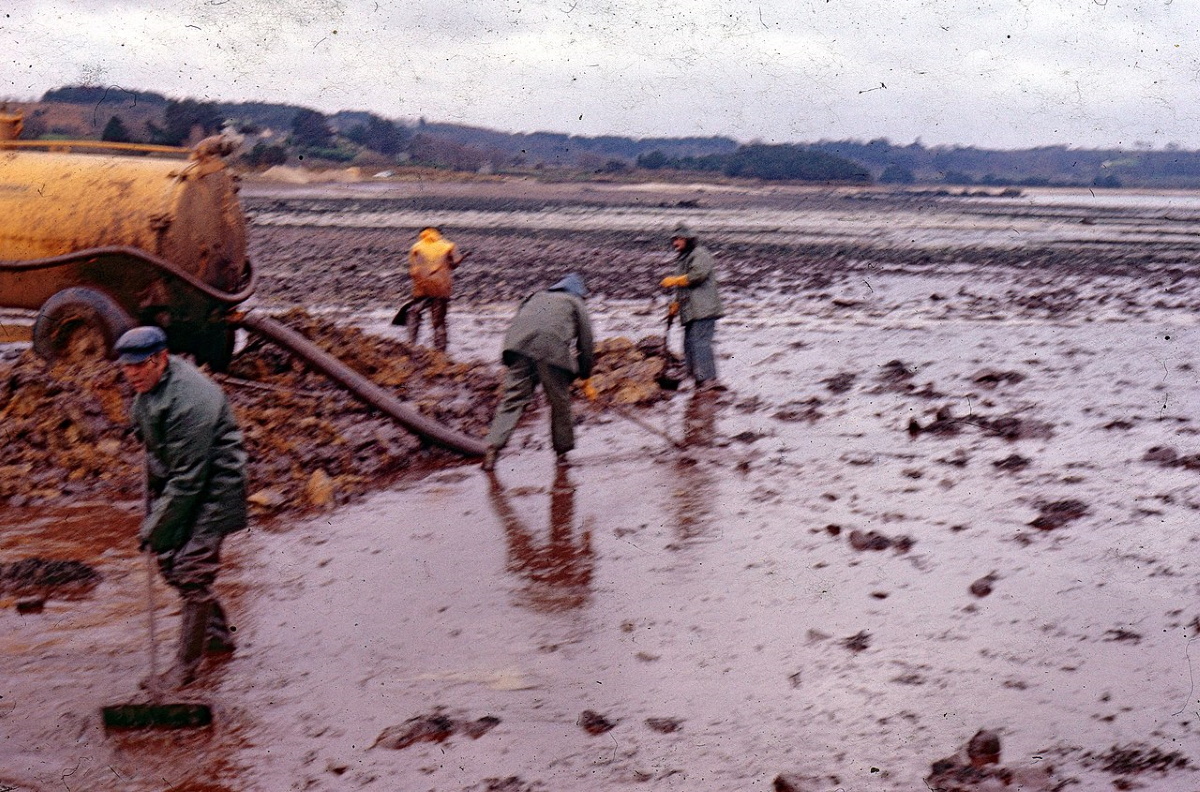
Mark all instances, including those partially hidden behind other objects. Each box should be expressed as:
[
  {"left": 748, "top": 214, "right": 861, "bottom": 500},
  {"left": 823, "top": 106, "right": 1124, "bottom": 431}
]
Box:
[{"left": 5, "top": 0, "right": 1198, "bottom": 150}]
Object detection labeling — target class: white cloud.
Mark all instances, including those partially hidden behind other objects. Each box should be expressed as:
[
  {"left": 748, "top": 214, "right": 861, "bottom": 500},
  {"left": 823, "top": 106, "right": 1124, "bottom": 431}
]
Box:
[{"left": 4, "top": 0, "right": 1200, "bottom": 148}]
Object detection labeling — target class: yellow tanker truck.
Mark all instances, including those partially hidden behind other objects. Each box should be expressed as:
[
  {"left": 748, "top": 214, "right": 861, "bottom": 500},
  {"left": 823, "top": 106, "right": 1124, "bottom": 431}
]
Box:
[
  {"left": 0, "top": 111, "right": 254, "bottom": 369},
  {"left": 0, "top": 111, "right": 486, "bottom": 455}
]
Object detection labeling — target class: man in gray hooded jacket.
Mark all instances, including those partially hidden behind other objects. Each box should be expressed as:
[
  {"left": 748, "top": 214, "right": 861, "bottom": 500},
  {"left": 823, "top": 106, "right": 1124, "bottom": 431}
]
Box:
[
  {"left": 660, "top": 223, "right": 725, "bottom": 391},
  {"left": 483, "top": 273, "right": 594, "bottom": 470}
]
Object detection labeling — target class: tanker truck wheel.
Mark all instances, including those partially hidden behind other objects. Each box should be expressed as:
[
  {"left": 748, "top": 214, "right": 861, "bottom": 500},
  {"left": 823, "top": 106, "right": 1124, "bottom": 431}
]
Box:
[
  {"left": 32, "top": 287, "right": 136, "bottom": 364},
  {"left": 192, "top": 322, "right": 236, "bottom": 372}
]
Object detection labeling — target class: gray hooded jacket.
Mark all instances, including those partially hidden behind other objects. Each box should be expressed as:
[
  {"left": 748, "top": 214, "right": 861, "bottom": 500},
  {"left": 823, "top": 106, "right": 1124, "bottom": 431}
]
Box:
[
  {"left": 132, "top": 356, "right": 248, "bottom": 552},
  {"left": 500, "top": 274, "right": 594, "bottom": 378},
  {"left": 671, "top": 242, "right": 724, "bottom": 324}
]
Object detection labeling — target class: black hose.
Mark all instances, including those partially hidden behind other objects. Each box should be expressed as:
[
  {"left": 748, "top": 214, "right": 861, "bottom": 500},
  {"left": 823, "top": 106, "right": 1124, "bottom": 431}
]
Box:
[{"left": 236, "top": 311, "right": 487, "bottom": 457}]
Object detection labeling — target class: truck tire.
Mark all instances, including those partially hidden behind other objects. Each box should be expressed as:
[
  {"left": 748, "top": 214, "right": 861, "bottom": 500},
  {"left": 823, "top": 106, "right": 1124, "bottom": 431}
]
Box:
[
  {"left": 32, "top": 287, "right": 136, "bottom": 363},
  {"left": 191, "top": 322, "right": 236, "bottom": 372}
]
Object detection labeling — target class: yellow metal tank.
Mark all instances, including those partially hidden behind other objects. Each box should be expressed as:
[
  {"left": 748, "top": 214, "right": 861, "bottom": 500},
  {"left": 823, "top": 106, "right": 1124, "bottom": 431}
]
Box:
[
  {"left": 0, "top": 136, "right": 255, "bottom": 368},
  {"left": 0, "top": 142, "right": 247, "bottom": 304},
  {"left": 0, "top": 112, "right": 23, "bottom": 140}
]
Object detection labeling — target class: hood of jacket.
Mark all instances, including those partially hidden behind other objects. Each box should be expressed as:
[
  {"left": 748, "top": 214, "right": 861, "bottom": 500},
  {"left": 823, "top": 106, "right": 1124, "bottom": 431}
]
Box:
[{"left": 548, "top": 273, "right": 588, "bottom": 299}]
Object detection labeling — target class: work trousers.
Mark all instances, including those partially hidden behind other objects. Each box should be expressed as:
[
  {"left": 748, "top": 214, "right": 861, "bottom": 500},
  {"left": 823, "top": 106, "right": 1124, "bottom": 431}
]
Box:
[
  {"left": 408, "top": 297, "right": 449, "bottom": 351},
  {"left": 156, "top": 529, "right": 233, "bottom": 647},
  {"left": 683, "top": 318, "right": 718, "bottom": 384},
  {"left": 485, "top": 354, "right": 576, "bottom": 454}
]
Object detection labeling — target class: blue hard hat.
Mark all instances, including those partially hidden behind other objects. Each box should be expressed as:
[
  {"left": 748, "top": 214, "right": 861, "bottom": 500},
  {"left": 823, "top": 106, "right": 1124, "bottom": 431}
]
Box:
[
  {"left": 548, "top": 273, "right": 588, "bottom": 298},
  {"left": 113, "top": 326, "right": 168, "bottom": 364}
]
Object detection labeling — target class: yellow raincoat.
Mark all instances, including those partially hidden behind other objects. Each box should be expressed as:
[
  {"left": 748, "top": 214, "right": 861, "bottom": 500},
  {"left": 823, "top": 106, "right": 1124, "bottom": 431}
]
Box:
[{"left": 408, "top": 228, "right": 460, "bottom": 298}]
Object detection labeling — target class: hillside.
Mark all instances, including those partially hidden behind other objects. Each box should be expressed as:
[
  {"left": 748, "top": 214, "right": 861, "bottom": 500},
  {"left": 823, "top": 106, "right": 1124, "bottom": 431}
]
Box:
[{"left": 8, "top": 85, "right": 1200, "bottom": 187}]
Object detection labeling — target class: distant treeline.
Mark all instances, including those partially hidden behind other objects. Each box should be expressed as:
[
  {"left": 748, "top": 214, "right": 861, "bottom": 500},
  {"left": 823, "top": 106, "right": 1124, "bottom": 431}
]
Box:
[
  {"left": 22, "top": 85, "right": 1200, "bottom": 187},
  {"left": 42, "top": 85, "right": 170, "bottom": 106}
]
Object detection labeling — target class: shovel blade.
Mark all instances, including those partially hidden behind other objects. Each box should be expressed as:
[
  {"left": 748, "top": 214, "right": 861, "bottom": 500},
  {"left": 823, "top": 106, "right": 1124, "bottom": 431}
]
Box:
[
  {"left": 656, "top": 361, "right": 685, "bottom": 391},
  {"left": 102, "top": 703, "right": 213, "bottom": 730}
]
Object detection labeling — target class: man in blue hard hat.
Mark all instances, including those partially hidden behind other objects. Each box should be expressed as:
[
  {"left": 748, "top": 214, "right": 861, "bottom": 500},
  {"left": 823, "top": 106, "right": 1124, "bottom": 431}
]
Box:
[
  {"left": 114, "top": 326, "right": 248, "bottom": 690},
  {"left": 482, "top": 273, "right": 595, "bottom": 471}
]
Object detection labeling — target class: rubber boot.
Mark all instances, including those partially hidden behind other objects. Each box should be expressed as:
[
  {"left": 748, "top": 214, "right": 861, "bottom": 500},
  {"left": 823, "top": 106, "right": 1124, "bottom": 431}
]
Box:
[
  {"left": 178, "top": 600, "right": 210, "bottom": 665},
  {"left": 205, "top": 600, "right": 236, "bottom": 655},
  {"left": 144, "top": 600, "right": 210, "bottom": 691}
]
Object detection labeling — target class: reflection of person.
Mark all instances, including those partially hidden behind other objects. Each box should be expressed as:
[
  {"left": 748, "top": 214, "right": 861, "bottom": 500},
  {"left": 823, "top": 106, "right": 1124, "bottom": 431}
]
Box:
[
  {"left": 672, "top": 393, "right": 719, "bottom": 542},
  {"left": 487, "top": 465, "right": 594, "bottom": 611},
  {"left": 407, "top": 226, "right": 465, "bottom": 351},
  {"left": 483, "top": 273, "right": 595, "bottom": 470},
  {"left": 660, "top": 223, "right": 725, "bottom": 392},
  {"left": 115, "top": 326, "right": 248, "bottom": 690}
]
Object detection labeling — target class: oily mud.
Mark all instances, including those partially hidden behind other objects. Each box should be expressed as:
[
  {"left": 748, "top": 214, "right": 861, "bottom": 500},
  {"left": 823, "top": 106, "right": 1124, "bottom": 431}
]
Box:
[
  {"left": 0, "top": 309, "right": 671, "bottom": 514},
  {"left": 3, "top": 180, "right": 1200, "bottom": 791},
  {"left": 241, "top": 181, "right": 1200, "bottom": 310}
]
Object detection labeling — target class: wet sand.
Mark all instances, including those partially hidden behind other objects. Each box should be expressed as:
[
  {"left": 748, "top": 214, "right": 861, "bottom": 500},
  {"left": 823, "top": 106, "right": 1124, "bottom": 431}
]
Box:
[{"left": 3, "top": 180, "right": 1200, "bottom": 790}]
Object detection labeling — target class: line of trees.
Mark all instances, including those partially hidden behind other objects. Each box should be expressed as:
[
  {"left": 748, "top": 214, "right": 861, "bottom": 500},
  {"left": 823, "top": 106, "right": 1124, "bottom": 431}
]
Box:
[
  {"left": 30, "top": 85, "right": 1200, "bottom": 186},
  {"left": 636, "top": 144, "right": 870, "bottom": 182}
]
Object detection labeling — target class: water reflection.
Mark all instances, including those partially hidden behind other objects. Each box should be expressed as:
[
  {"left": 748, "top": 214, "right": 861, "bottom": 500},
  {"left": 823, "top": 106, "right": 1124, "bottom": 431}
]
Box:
[
  {"left": 486, "top": 467, "right": 594, "bottom": 613},
  {"left": 670, "top": 392, "right": 720, "bottom": 545}
]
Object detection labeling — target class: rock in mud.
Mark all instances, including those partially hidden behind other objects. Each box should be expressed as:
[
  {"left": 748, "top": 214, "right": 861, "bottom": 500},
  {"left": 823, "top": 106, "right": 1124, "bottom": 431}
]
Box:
[
  {"left": 459, "top": 715, "right": 502, "bottom": 738},
  {"left": 847, "top": 529, "right": 914, "bottom": 553},
  {"left": 588, "top": 336, "right": 674, "bottom": 405},
  {"left": 877, "top": 359, "right": 917, "bottom": 391},
  {"left": 16, "top": 597, "right": 45, "bottom": 614},
  {"left": 577, "top": 709, "right": 617, "bottom": 735},
  {"left": 992, "top": 454, "right": 1030, "bottom": 471},
  {"left": 773, "top": 398, "right": 824, "bottom": 422},
  {"left": 842, "top": 630, "right": 871, "bottom": 653},
  {"left": 1142, "top": 445, "right": 1200, "bottom": 471},
  {"left": 1143, "top": 445, "right": 1179, "bottom": 465},
  {"left": 0, "top": 558, "right": 101, "bottom": 595},
  {"left": 468, "top": 778, "right": 544, "bottom": 792},
  {"left": 1029, "top": 499, "right": 1088, "bottom": 530},
  {"left": 848, "top": 529, "right": 891, "bottom": 551},
  {"left": 773, "top": 774, "right": 824, "bottom": 792},
  {"left": 908, "top": 405, "right": 961, "bottom": 436},
  {"left": 0, "top": 352, "right": 139, "bottom": 502},
  {"left": 1083, "top": 744, "right": 1190, "bottom": 775},
  {"left": 822, "top": 372, "right": 857, "bottom": 393},
  {"left": 975, "top": 414, "right": 1053, "bottom": 440},
  {"left": 969, "top": 573, "right": 999, "bottom": 598},
  {"left": 966, "top": 729, "right": 1002, "bottom": 766},
  {"left": 971, "top": 369, "right": 1025, "bottom": 388},
  {"left": 926, "top": 730, "right": 1062, "bottom": 791},
  {"left": 304, "top": 468, "right": 335, "bottom": 507},
  {"left": 910, "top": 405, "right": 1051, "bottom": 440},
  {"left": 371, "top": 709, "right": 499, "bottom": 750},
  {"left": 644, "top": 717, "right": 682, "bottom": 733},
  {"left": 247, "top": 486, "right": 287, "bottom": 508}
]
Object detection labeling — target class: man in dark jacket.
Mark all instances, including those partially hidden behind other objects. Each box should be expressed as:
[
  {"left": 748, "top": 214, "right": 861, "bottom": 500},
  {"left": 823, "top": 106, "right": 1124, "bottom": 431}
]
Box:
[
  {"left": 115, "top": 326, "right": 248, "bottom": 689},
  {"left": 483, "top": 273, "right": 594, "bottom": 470},
  {"left": 660, "top": 223, "right": 725, "bottom": 391}
]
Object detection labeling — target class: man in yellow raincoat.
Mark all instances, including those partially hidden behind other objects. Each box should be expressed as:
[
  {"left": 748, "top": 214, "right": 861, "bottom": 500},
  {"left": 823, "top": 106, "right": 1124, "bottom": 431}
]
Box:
[{"left": 407, "top": 226, "right": 465, "bottom": 351}]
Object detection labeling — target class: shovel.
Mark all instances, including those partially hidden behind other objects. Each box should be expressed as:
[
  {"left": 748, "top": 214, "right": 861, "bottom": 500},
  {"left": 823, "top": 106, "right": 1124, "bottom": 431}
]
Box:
[
  {"left": 655, "top": 313, "right": 686, "bottom": 391},
  {"left": 102, "top": 489, "right": 212, "bottom": 729},
  {"left": 592, "top": 398, "right": 685, "bottom": 449},
  {"left": 390, "top": 298, "right": 418, "bottom": 326}
]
